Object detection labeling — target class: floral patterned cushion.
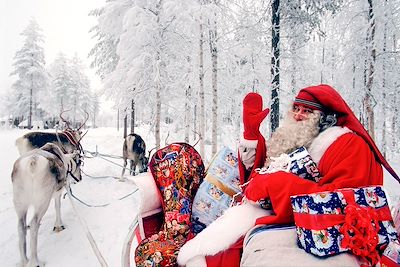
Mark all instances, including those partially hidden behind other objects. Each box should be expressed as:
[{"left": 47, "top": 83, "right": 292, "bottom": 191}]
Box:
[{"left": 135, "top": 143, "right": 204, "bottom": 267}]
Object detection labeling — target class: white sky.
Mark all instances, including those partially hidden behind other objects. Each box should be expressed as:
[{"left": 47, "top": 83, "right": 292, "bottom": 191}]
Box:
[{"left": 0, "top": 0, "right": 106, "bottom": 108}]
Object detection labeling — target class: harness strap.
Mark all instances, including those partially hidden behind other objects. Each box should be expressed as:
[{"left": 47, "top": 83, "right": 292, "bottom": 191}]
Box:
[{"left": 63, "top": 129, "right": 79, "bottom": 147}]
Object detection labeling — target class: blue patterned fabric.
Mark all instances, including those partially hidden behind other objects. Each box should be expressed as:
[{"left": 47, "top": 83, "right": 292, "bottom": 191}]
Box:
[
  {"left": 191, "top": 147, "right": 241, "bottom": 234},
  {"left": 382, "top": 241, "right": 400, "bottom": 264},
  {"left": 288, "top": 147, "right": 321, "bottom": 182},
  {"left": 291, "top": 186, "right": 398, "bottom": 257}
]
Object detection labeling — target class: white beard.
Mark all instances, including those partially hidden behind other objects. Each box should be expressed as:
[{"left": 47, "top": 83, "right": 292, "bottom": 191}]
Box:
[{"left": 265, "top": 111, "right": 321, "bottom": 167}]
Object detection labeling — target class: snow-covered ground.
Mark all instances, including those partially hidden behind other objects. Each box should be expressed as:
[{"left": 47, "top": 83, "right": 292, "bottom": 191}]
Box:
[
  {"left": 0, "top": 127, "right": 142, "bottom": 267},
  {"left": 0, "top": 127, "right": 399, "bottom": 267}
]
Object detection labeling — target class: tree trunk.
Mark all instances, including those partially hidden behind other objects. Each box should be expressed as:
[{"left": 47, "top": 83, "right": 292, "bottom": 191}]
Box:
[
  {"left": 154, "top": 0, "right": 163, "bottom": 149},
  {"left": 73, "top": 95, "right": 77, "bottom": 127},
  {"left": 185, "top": 85, "right": 191, "bottom": 143},
  {"left": 193, "top": 103, "right": 197, "bottom": 141},
  {"left": 290, "top": 38, "right": 297, "bottom": 94},
  {"left": 364, "top": 0, "right": 376, "bottom": 139},
  {"left": 209, "top": 13, "right": 218, "bottom": 156},
  {"left": 381, "top": 1, "right": 388, "bottom": 157},
  {"left": 321, "top": 37, "right": 325, "bottom": 84},
  {"left": 123, "top": 112, "right": 127, "bottom": 138},
  {"left": 117, "top": 109, "right": 119, "bottom": 131},
  {"left": 155, "top": 60, "right": 161, "bottom": 149},
  {"left": 391, "top": 35, "right": 398, "bottom": 155},
  {"left": 199, "top": 18, "right": 205, "bottom": 158},
  {"left": 270, "top": 0, "right": 280, "bottom": 133},
  {"left": 28, "top": 75, "right": 33, "bottom": 129},
  {"left": 130, "top": 99, "right": 135, "bottom": 134}
]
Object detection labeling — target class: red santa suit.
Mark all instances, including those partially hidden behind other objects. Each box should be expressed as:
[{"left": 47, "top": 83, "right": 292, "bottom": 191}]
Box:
[
  {"left": 178, "top": 85, "right": 399, "bottom": 267},
  {"left": 204, "top": 127, "right": 385, "bottom": 267}
]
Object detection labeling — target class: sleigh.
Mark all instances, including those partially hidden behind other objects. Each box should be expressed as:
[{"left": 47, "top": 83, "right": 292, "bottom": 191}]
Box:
[{"left": 122, "top": 145, "right": 400, "bottom": 267}]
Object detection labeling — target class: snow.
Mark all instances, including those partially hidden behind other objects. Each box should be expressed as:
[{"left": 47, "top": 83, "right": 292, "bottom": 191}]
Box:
[
  {"left": 0, "top": 127, "right": 399, "bottom": 267},
  {"left": 0, "top": 127, "right": 141, "bottom": 267}
]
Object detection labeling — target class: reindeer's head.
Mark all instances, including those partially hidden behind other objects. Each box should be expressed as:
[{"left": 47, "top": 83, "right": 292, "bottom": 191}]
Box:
[
  {"left": 59, "top": 110, "right": 89, "bottom": 152},
  {"left": 65, "top": 150, "right": 83, "bottom": 183}
]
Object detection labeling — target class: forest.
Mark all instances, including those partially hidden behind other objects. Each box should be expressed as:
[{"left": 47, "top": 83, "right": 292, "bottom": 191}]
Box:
[{"left": 5, "top": 0, "right": 400, "bottom": 159}]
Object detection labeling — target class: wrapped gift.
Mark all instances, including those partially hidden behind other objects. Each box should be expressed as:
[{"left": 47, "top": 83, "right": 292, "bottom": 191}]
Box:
[
  {"left": 191, "top": 147, "right": 241, "bottom": 234},
  {"left": 381, "top": 241, "right": 400, "bottom": 267},
  {"left": 291, "top": 186, "right": 398, "bottom": 264},
  {"left": 288, "top": 146, "right": 321, "bottom": 182}
]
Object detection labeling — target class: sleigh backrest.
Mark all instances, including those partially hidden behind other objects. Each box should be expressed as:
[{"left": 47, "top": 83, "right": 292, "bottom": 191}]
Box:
[{"left": 149, "top": 143, "right": 205, "bottom": 238}]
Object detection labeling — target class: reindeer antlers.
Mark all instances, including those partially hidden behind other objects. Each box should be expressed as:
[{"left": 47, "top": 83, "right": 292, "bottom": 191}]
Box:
[
  {"left": 60, "top": 109, "right": 72, "bottom": 129},
  {"left": 60, "top": 110, "right": 89, "bottom": 131},
  {"left": 77, "top": 110, "right": 89, "bottom": 131}
]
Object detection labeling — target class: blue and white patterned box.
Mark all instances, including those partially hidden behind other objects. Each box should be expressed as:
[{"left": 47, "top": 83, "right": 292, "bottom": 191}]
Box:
[
  {"left": 290, "top": 186, "right": 398, "bottom": 257},
  {"left": 288, "top": 146, "right": 321, "bottom": 182},
  {"left": 191, "top": 147, "right": 241, "bottom": 234},
  {"left": 382, "top": 241, "right": 400, "bottom": 266}
]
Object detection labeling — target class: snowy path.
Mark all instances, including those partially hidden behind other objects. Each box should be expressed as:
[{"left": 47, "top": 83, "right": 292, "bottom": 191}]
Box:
[{"left": 0, "top": 128, "right": 141, "bottom": 267}]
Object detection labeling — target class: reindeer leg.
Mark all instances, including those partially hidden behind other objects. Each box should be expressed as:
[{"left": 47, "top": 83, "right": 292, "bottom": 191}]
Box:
[
  {"left": 53, "top": 190, "right": 65, "bottom": 232},
  {"left": 121, "top": 158, "right": 127, "bottom": 178},
  {"left": 17, "top": 210, "right": 28, "bottom": 266},
  {"left": 28, "top": 189, "right": 53, "bottom": 267},
  {"left": 138, "top": 159, "right": 142, "bottom": 173},
  {"left": 133, "top": 160, "right": 139, "bottom": 176},
  {"left": 28, "top": 212, "right": 46, "bottom": 267},
  {"left": 13, "top": 184, "right": 29, "bottom": 266},
  {"left": 130, "top": 160, "right": 135, "bottom": 176}
]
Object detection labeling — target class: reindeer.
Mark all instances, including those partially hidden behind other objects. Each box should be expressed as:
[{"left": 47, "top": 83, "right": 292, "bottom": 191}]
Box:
[
  {"left": 121, "top": 133, "right": 149, "bottom": 177},
  {"left": 15, "top": 111, "right": 88, "bottom": 155},
  {"left": 11, "top": 142, "right": 82, "bottom": 267}
]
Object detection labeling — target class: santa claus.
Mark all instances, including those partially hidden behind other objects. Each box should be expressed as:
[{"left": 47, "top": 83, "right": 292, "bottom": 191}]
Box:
[{"left": 177, "top": 84, "right": 399, "bottom": 267}]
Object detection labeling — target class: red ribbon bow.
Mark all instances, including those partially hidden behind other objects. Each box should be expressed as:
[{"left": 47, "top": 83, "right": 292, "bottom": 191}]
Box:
[{"left": 339, "top": 203, "right": 380, "bottom": 266}]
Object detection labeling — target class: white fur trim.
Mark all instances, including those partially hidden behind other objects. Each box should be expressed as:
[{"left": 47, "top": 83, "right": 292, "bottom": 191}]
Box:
[
  {"left": 240, "top": 135, "right": 258, "bottom": 149},
  {"left": 177, "top": 202, "right": 271, "bottom": 266},
  {"left": 186, "top": 255, "right": 207, "bottom": 267},
  {"left": 308, "top": 126, "right": 352, "bottom": 165}
]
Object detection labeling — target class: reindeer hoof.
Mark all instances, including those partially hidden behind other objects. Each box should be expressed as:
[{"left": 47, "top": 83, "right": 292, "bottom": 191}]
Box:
[
  {"left": 53, "top": 225, "right": 65, "bottom": 232},
  {"left": 118, "top": 177, "right": 127, "bottom": 182},
  {"left": 26, "top": 259, "right": 45, "bottom": 267}
]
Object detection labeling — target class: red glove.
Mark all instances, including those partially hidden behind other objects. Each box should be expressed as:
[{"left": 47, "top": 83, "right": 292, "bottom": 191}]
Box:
[{"left": 243, "top": 93, "right": 270, "bottom": 140}]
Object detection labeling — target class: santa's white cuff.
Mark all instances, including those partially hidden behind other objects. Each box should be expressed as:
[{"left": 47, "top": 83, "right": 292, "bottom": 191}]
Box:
[{"left": 240, "top": 134, "right": 258, "bottom": 149}]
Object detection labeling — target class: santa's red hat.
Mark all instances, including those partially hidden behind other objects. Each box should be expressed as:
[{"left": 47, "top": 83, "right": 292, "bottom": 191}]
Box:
[{"left": 295, "top": 84, "right": 399, "bottom": 182}]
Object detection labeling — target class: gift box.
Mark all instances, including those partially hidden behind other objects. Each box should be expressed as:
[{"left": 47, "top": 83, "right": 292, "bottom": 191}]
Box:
[
  {"left": 288, "top": 146, "right": 321, "bottom": 182},
  {"left": 381, "top": 241, "right": 400, "bottom": 267},
  {"left": 191, "top": 147, "right": 241, "bottom": 234},
  {"left": 261, "top": 146, "right": 320, "bottom": 182},
  {"left": 290, "top": 186, "right": 398, "bottom": 262}
]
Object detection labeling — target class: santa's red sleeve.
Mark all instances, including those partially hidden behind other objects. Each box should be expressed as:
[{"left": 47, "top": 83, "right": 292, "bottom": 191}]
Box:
[
  {"left": 244, "top": 132, "right": 384, "bottom": 226},
  {"left": 238, "top": 134, "right": 267, "bottom": 184}
]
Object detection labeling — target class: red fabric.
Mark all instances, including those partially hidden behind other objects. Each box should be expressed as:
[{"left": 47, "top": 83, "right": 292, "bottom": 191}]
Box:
[
  {"left": 238, "top": 134, "right": 266, "bottom": 184},
  {"left": 381, "top": 255, "right": 400, "bottom": 267},
  {"left": 296, "top": 84, "right": 399, "bottom": 182},
  {"left": 143, "top": 211, "right": 164, "bottom": 238},
  {"left": 242, "top": 93, "right": 270, "bottom": 140},
  {"left": 245, "top": 132, "right": 383, "bottom": 226},
  {"left": 205, "top": 236, "right": 244, "bottom": 267},
  {"left": 293, "top": 205, "right": 391, "bottom": 230},
  {"left": 209, "top": 132, "right": 383, "bottom": 266},
  {"left": 294, "top": 90, "right": 324, "bottom": 111},
  {"left": 239, "top": 92, "right": 269, "bottom": 184}
]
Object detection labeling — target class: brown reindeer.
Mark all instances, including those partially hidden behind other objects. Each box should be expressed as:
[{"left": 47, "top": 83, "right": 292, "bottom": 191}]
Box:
[{"left": 121, "top": 133, "right": 149, "bottom": 177}]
